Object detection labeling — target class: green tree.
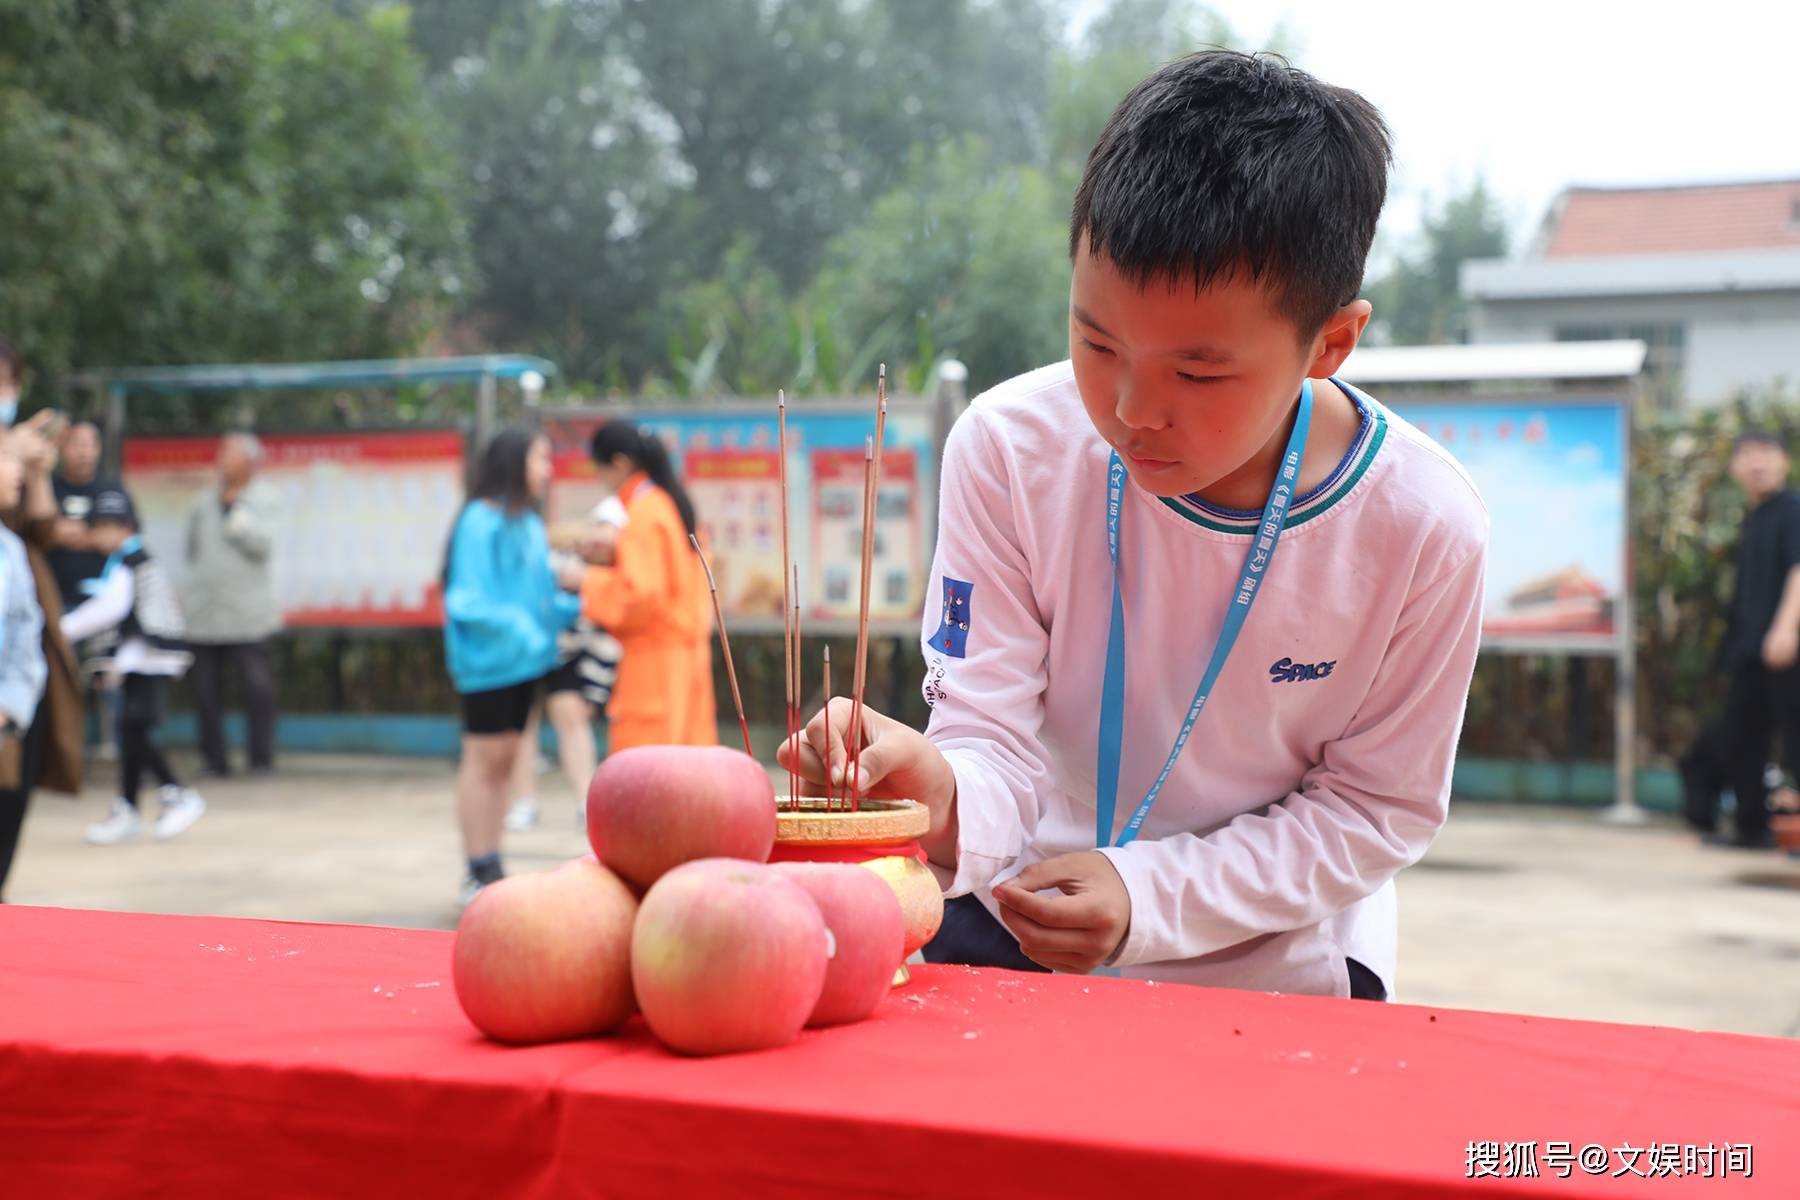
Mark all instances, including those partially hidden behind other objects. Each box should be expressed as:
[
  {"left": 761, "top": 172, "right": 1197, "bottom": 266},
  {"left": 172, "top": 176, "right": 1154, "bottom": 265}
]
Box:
[
  {"left": 1367, "top": 178, "right": 1510, "bottom": 345},
  {"left": 0, "top": 0, "right": 468, "bottom": 395},
  {"left": 1050, "top": 0, "right": 1256, "bottom": 184},
  {"left": 810, "top": 138, "right": 1071, "bottom": 393},
  {"left": 412, "top": 0, "right": 1074, "bottom": 388}
]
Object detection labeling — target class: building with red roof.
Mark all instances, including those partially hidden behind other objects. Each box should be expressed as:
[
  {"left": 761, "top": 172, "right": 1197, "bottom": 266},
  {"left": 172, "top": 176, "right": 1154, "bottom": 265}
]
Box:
[{"left": 1462, "top": 179, "right": 1800, "bottom": 408}]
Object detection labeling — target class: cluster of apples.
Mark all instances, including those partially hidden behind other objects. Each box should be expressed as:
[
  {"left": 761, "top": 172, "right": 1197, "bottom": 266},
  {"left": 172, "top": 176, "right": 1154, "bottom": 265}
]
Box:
[{"left": 452, "top": 745, "right": 907, "bottom": 1055}]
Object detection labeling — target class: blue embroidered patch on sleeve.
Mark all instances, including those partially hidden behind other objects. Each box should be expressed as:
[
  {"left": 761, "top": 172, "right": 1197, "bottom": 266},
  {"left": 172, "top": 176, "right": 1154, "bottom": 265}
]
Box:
[{"left": 928, "top": 578, "right": 973, "bottom": 658}]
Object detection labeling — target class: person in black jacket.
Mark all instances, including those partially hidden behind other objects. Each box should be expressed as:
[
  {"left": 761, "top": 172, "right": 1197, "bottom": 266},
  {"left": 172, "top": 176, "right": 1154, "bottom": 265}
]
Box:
[{"left": 1708, "top": 430, "right": 1800, "bottom": 850}]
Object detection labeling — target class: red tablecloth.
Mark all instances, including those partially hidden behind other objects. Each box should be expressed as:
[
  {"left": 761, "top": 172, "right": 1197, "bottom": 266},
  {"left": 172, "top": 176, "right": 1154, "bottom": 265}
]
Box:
[{"left": 1, "top": 905, "right": 1794, "bottom": 1198}]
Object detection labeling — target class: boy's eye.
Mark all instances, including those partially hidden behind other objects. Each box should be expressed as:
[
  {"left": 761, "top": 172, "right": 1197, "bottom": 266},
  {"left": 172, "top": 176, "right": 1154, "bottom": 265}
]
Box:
[
  {"left": 1077, "top": 336, "right": 1114, "bottom": 357},
  {"left": 1177, "top": 372, "right": 1227, "bottom": 386}
]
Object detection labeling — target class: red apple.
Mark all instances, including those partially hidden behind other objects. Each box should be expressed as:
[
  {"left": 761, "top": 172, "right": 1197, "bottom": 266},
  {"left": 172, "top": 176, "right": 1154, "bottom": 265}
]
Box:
[
  {"left": 770, "top": 862, "right": 905, "bottom": 1026},
  {"left": 587, "top": 746, "right": 776, "bottom": 889},
  {"left": 453, "top": 860, "right": 637, "bottom": 1045},
  {"left": 631, "top": 858, "right": 829, "bottom": 1055}
]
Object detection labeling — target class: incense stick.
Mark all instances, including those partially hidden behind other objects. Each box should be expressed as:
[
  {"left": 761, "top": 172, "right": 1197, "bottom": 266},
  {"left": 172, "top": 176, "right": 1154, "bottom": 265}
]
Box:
[
  {"left": 691, "top": 534, "right": 752, "bottom": 757},
  {"left": 845, "top": 436, "right": 873, "bottom": 807},
  {"left": 792, "top": 562, "right": 802, "bottom": 807},
  {"left": 777, "top": 390, "right": 795, "bottom": 805},
  {"left": 822, "top": 645, "right": 833, "bottom": 809},
  {"left": 852, "top": 380, "right": 889, "bottom": 810}
]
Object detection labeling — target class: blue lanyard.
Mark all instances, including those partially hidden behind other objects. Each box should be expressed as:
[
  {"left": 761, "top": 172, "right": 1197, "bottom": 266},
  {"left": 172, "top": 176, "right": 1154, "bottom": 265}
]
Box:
[{"left": 1094, "top": 380, "right": 1313, "bottom": 848}]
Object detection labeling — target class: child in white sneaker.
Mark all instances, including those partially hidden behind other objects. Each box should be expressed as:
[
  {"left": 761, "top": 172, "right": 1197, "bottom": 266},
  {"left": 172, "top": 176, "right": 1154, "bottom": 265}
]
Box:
[{"left": 62, "top": 488, "right": 204, "bottom": 844}]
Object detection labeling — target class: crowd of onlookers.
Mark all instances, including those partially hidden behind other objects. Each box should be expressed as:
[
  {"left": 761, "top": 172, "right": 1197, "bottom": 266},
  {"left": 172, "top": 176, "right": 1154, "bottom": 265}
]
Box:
[
  {"left": 0, "top": 337, "right": 280, "bottom": 901},
  {"left": 0, "top": 332, "right": 724, "bottom": 911}
]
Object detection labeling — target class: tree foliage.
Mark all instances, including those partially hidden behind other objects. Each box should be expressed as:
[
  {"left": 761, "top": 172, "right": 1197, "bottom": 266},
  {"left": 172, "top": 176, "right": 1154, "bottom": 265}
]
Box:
[
  {"left": 1366, "top": 178, "right": 1509, "bottom": 345},
  {"left": 0, "top": 0, "right": 469, "bottom": 397}
]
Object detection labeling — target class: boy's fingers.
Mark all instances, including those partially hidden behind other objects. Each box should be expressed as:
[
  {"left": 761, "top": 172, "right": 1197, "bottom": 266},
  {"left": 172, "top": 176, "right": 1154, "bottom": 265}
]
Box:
[
  {"left": 992, "top": 881, "right": 1106, "bottom": 931},
  {"left": 1023, "top": 952, "right": 1094, "bottom": 975},
  {"left": 813, "top": 696, "right": 895, "bottom": 792},
  {"left": 801, "top": 701, "right": 848, "bottom": 786},
  {"left": 1009, "top": 855, "right": 1091, "bottom": 894},
  {"left": 784, "top": 737, "right": 831, "bottom": 788},
  {"left": 994, "top": 904, "right": 1102, "bottom": 961}
]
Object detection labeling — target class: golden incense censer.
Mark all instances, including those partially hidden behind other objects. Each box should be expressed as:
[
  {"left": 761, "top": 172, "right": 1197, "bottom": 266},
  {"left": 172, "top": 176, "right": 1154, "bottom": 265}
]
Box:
[{"left": 770, "top": 797, "right": 943, "bottom": 986}]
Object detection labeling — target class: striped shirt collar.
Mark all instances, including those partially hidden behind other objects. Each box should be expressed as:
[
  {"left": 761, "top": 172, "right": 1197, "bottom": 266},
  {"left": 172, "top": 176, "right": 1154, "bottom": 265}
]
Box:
[{"left": 1158, "top": 378, "right": 1386, "bottom": 535}]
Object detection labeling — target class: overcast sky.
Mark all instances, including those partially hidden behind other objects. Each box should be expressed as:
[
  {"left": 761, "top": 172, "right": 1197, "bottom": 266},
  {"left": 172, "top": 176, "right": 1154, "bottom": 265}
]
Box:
[{"left": 1145, "top": 0, "right": 1799, "bottom": 260}]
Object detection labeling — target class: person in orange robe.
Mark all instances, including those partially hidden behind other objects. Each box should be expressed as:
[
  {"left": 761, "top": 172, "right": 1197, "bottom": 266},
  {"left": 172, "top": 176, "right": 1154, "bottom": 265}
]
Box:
[{"left": 574, "top": 421, "right": 716, "bottom": 752}]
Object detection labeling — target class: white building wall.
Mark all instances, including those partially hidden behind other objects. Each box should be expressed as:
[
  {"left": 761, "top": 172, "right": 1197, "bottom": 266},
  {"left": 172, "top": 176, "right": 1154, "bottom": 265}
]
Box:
[
  {"left": 1467, "top": 290, "right": 1800, "bottom": 406},
  {"left": 1685, "top": 297, "right": 1800, "bottom": 401}
]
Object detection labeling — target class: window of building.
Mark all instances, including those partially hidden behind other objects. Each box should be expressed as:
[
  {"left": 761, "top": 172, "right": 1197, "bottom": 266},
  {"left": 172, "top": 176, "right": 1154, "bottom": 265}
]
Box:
[{"left": 1555, "top": 321, "right": 1686, "bottom": 411}]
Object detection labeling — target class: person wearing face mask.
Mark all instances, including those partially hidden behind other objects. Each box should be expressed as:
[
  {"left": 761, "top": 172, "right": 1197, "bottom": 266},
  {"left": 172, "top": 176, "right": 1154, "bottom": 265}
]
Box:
[
  {"left": 0, "top": 339, "right": 21, "bottom": 431},
  {"left": 0, "top": 338, "right": 81, "bottom": 900}
]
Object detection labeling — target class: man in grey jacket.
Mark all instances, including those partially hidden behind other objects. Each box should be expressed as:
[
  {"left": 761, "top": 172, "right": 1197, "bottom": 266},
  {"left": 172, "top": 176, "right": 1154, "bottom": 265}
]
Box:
[{"left": 184, "top": 432, "right": 280, "bottom": 777}]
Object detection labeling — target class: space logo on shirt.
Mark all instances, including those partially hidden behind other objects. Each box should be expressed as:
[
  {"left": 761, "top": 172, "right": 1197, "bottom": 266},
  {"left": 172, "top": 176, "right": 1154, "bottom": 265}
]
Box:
[{"left": 928, "top": 577, "right": 973, "bottom": 658}]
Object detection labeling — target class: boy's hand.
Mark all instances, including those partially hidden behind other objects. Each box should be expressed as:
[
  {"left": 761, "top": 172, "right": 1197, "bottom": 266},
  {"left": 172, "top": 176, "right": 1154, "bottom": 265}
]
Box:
[
  {"left": 992, "top": 852, "right": 1131, "bottom": 974},
  {"left": 777, "top": 698, "right": 960, "bottom": 866}
]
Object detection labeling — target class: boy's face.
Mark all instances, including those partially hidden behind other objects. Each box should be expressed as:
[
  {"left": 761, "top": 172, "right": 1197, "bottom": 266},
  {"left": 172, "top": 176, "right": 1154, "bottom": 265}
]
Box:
[
  {"left": 1068, "top": 241, "right": 1363, "bottom": 499},
  {"left": 90, "top": 521, "right": 132, "bottom": 553}
]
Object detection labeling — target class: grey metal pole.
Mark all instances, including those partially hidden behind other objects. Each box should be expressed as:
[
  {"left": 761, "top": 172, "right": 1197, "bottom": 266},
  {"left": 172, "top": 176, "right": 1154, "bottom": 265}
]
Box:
[
  {"left": 1602, "top": 385, "right": 1646, "bottom": 826},
  {"left": 104, "top": 383, "right": 127, "bottom": 477},
  {"left": 519, "top": 369, "right": 546, "bottom": 429},
  {"left": 476, "top": 371, "right": 497, "bottom": 445},
  {"left": 934, "top": 358, "right": 968, "bottom": 453}
]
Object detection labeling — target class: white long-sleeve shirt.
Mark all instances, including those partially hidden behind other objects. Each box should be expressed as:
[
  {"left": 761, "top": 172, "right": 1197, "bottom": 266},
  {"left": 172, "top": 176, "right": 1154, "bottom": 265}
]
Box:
[
  {"left": 922, "top": 361, "right": 1488, "bottom": 998},
  {"left": 62, "top": 563, "right": 188, "bottom": 678}
]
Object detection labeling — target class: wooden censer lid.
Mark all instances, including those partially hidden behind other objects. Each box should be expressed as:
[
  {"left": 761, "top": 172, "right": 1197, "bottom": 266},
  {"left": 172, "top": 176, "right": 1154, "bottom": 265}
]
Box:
[{"left": 774, "top": 797, "right": 929, "bottom": 847}]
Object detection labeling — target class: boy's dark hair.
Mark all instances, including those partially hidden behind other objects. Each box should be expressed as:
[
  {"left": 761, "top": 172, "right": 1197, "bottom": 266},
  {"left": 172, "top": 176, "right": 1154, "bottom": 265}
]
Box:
[
  {"left": 1734, "top": 429, "right": 1787, "bottom": 454},
  {"left": 0, "top": 336, "right": 22, "bottom": 382},
  {"left": 1070, "top": 50, "right": 1392, "bottom": 335}
]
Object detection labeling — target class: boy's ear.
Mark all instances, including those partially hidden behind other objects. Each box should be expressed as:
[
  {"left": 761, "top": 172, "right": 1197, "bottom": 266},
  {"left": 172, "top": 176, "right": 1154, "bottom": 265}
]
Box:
[{"left": 1305, "top": 299, "right": 1372, "bottom": 379}]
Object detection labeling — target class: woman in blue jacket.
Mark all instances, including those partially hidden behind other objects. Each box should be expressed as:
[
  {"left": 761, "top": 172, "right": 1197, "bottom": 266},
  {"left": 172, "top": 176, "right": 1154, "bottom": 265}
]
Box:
[{"left": 443, "top": 427, "right": 578, "bottom": 904}]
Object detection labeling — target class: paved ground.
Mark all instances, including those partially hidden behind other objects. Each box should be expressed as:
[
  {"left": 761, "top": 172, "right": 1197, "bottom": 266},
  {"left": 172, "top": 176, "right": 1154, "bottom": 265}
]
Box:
[{"left": 7, "top": 751, "right": 1799, "bottom": 1038}]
